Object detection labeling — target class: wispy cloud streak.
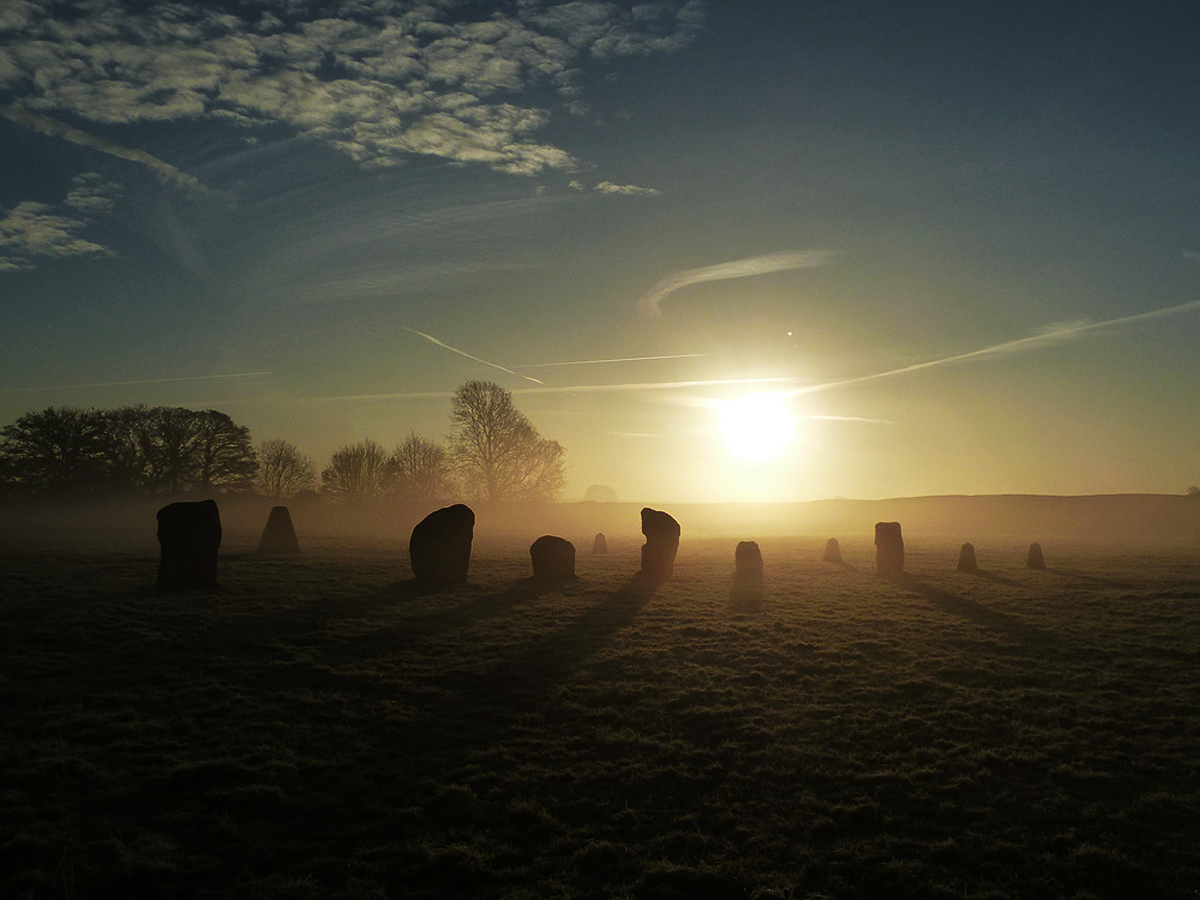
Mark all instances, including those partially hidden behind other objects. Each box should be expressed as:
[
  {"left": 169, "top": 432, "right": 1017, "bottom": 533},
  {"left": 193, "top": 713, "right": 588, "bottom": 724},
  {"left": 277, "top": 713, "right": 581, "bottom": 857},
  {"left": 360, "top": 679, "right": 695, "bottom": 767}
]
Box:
[
  {"left": 404, "top": 328, "right": 543, "bottom": 385},
  {"left": 0, "top": 371, "right": 271, "bottom": 394},
  {"left": 1, "top": 106, "right": 210, "bottom": 196},
  {"left": 514, "top": 353, "right": 705, "bottom": 369},
  {"left": 319, "top": 300, "right": 1200, "bottom": 404},
  {"left": 791, "top": 299, "right": 1200, "bottom": 397},
  {"left": 638, "top": 250, "right": 831, "bottom": 317},
  {"left": 307, "top": 376, "right": 795, "bottom": 402}
]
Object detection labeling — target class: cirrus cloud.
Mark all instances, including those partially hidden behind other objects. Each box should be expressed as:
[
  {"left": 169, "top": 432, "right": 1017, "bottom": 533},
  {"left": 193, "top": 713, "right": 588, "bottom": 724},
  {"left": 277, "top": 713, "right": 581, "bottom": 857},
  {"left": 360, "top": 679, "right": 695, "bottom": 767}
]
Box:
[{"left": 0, "top": 0, "right": 705, "bottom": 176}]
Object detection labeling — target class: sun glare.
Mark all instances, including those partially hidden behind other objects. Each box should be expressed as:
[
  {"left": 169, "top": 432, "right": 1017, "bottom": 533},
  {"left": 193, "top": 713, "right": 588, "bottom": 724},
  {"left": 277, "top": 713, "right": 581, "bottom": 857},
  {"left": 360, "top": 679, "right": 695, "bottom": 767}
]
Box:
[{"left": 715, "top": 393, "right": 796, "bottom": 461}]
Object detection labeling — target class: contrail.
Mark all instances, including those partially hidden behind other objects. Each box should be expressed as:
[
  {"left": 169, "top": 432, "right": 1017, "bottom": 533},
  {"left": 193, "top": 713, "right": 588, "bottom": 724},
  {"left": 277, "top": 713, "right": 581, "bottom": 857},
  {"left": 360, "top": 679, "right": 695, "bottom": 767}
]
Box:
[
  {"left": 807, "top": 414, "right": 898, "bottom": 425},
  {"left": 1, "top": 105, "right": 210, "bottom": 197},
  {"left": 320, "top": 299, "right": 1200, "bottom": 404},
  {"left": 514, "top": 353, "right": 706, "bottom": 368},
  {"left": 790, "top": 299, "right": 1200, "bottom": 397},
  {"left": 638, "top": 250, "right": 831, "bottom": 317},
  {"left": 307, "top": 376, "right": 796, "bottom": 402},
  {"left": 0, "top": 371, "right": 271, "bottom": 394},
  {"left": 404, "top": 327, "right": 543, "bottom": 385}
]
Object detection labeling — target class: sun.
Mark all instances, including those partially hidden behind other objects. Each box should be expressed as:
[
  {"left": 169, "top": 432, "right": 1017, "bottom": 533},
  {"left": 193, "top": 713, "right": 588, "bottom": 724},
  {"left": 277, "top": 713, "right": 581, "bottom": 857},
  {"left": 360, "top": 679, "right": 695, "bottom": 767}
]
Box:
[{"left": 715, "top": 393, "right": 796, "bottom": 462}]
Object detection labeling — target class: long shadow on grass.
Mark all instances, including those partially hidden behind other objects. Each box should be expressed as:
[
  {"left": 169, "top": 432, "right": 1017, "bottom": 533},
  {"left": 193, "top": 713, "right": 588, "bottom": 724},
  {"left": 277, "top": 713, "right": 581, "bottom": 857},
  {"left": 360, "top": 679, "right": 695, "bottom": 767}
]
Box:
[
  {"left": 1042, "top": 567, "right": 1138, "bottom": 589},
  {"left": 885, "top": 572, "right": 1057, "bottom": 645},
  {"left": 969, "top": 569, "right": 1024, "bottom": 588},
  {"left": 385, "top": 574, "right": 661, "bottom": 787}
]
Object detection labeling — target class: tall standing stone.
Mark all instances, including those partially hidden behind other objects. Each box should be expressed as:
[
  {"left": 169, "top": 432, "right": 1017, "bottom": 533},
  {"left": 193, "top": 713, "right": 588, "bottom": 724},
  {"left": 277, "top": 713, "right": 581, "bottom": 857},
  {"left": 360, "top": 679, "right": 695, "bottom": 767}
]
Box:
[
  {"left": 409, "top": 504, "right": 475, "bottom": 584},
  {"left": 592, "top": 532, "right": 608, "bottom": 555},
  {"left": 1027, "top": 542, "right": 1046, "bottom": 570},
  {"left": 530, "top": 535, "right": 576, "bottom": 581},
  {"left": 957, "top": 542, "right": 978, "bottom": 572},
  {"left": 735, "top": 541, "right": 763, "bottom": 579},
  {"left": 875, "top": 521, "right": 904, "bottom": 577},
  {"left": 823, "top": 538, "right": 842, "bottom": 563},
  {"left": 156, "top": 499, "right": 221, "bottom": 589},
  {"left": 257, "top": 505, "right": 300, "bottom": 555},
  {"left": 639, "top": 507, "right": 680, "bottom": 580}
]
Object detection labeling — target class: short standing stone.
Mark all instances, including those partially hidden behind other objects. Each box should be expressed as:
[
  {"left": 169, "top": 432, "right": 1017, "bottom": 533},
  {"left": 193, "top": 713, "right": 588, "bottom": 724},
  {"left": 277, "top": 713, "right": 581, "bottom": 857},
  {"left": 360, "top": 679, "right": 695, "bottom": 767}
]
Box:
[
  {"left": 823, "top": 538, "right": 842, "bottom": 563},
  {"left": 409, "top": 504, "right": 475, "bottom": 584},
  {"left": 875, "top": 521, "right": 904, "bottom": 576},
  {"left": 257, "top": 505, "right": 300, "bottom": 555},
  {"left": 530, "top": 535, "right": 576, "bottom": 581},
  {"left": 957, "top": 542, "right": 978, "bottom": 572},
  {"left": 1027, "top": 542, "right": 1045, "bottom": 570},
  {"left": 593, "top": 532, "right": 608, "bottom": 555},
  {"left": 735, "top": 541, "right": 763, "bottom": 579},
  {"left": 639, "top": 507, "right": 680, "bottom": 580},
  {"left": 156, "top": 499, "right": 221, "bottom": 589}
]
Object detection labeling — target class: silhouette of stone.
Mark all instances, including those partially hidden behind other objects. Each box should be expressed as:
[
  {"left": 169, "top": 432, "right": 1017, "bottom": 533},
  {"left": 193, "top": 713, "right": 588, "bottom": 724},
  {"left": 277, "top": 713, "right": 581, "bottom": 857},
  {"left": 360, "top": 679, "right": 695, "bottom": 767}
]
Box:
[
  {"left": 584, "top": 484, "right": 618, "bottom": 502},
  {"left": 530, "top": 535, "right": 576, "bottom": 581},
  {"left": 875, "top": 521, "right": 904, "bottom": 576},
  {"left": 409, "top": 504, "right": 474, "bottom": 584},
  {"left": 593, "top": 532, "right": 608, "bottom": 555},
  {"left": 156, "top": 499, "right": 221, "bottom": 589},
  {"left": 1027, "top": 542, "right": 1045, "bottom": 570},
  {"left": 823, "top": 538, "right": 842, "bottom": 563},
  {"left": 735, "top": 541, "right": 763, "bottom": 579},
  {"left": 257, "top": 505, "right": 300, "bottom": 555},
  {"left": 957, "top": 542, "right": 978, "bottom": 572},
  {"left": 639, "top": 507, "right": 680, "bottom": 580}
]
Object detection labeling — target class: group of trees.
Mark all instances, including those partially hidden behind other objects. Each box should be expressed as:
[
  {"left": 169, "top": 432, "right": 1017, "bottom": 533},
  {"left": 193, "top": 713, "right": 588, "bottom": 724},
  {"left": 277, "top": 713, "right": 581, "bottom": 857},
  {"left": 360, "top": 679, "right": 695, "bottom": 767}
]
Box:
[
  {"left": 319, "top": 381, "right": 565, "bottom": 503},
  {"left": 0, "top": 405, "right": 257, "bottom": 494},
  {"left": 0, "top": 381, "right": 566, "bottom": 503}
]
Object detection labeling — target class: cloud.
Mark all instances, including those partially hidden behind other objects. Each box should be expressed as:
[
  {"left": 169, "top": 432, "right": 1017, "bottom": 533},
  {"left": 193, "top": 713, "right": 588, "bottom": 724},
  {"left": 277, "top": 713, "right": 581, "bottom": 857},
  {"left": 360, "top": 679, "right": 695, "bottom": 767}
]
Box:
[
  {"left": 594, "top": 180, "right": 660, "bottom": 196},
  {"left": 64, "top": 173, "right": 122, "bottom": 215},
  {"left": 638, "top": 250, "right": 832, "bottom": 317},
  {"left": 0, "top": 200, "right": 109, "bottom": 270},
  {"left": 1, "top": 1, "right": 705, "bottom": 176}
]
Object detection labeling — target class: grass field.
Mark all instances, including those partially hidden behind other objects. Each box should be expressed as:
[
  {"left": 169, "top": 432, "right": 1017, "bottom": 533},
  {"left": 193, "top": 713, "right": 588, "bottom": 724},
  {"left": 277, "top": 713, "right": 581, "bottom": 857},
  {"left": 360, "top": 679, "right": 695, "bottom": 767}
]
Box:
[{"left": 2, "top": 520, "right": 1199, "bottom": 899}]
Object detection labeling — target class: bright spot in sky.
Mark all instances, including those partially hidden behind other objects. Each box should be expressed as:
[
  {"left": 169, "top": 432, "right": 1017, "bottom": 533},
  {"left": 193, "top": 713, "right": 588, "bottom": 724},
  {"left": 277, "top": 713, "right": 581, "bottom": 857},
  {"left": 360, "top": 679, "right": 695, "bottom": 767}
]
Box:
[{"left": 715, "top": 393, "right": 796, "bottom": 461}]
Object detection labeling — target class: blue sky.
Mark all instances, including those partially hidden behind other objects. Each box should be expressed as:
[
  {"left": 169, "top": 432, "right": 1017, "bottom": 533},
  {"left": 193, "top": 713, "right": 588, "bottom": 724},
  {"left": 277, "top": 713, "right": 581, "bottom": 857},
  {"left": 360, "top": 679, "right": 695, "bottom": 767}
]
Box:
[{"left": 2, "top": 1, "right": 1198, "bottom": 502}]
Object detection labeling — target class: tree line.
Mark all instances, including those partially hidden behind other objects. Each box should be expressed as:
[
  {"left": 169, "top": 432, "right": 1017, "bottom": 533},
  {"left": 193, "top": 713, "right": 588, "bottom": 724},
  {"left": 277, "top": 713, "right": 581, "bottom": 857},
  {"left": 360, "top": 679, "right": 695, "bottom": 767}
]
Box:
[{"left": 0, "top": 380, "right": 565, "bottom": 503}]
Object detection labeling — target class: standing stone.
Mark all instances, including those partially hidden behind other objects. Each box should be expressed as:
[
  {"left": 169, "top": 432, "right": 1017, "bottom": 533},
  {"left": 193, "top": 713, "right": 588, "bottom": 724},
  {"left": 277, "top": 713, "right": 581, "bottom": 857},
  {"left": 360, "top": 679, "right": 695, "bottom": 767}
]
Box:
[
  {"left": 409, "top": 504, "right": 474, "bottom": 584},
  {"left": 957, "top": 542, "right": 978, "bottom": 572},
  {"left": 1027, "top": 542, "right": 1045, "bottom": 570},
  {"left": 735, "top": 541, "right": 763, "bottom": 579},
  {"left": 639, "top": 507, "right": 680, "bottom": 580},
  {"left": 530, "top": 535, "right": 576, "bottom": 581},
  {"left": 156, "top": 499, "right": 221, "bottom": 589},
  {"left": 593, "top": 532, "right": 608, "bottom": 555},
  {"left": 257, "top": 505, "right": 300, "bottom": 555},
  {"left": 875, "top": 521, "right": 904, "bottom": 576},
  {"left": 823, "top": 538, "right": 842, "bottom": 563}
]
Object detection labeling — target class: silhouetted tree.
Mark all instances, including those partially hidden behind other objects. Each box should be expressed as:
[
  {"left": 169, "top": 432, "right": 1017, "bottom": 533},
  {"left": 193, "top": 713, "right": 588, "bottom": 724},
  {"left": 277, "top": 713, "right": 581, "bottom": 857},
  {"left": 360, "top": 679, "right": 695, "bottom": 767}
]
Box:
[
  {"left": 0, "top": 406, "right": 108, "bottom": 493},
  {"left": 391, "top": 432, "right": 455, "bottom": 503},
  {"left": 0, "top": 404, "right": 257, "bottom": 494},
  {"left": 321, "top": 439, "right": 392, "bottom": 501},
  {"left": 257, "top": 439, "right": 318, "bottom": 498},
  {"left": 448, "top": 380, "right": 565, "bottom": 501},
  {"left": 99, "top": 405, "right": 156, "bottom": 491},
  {"left": 137, "top": 407, "right": 256, "bottom": 493}
]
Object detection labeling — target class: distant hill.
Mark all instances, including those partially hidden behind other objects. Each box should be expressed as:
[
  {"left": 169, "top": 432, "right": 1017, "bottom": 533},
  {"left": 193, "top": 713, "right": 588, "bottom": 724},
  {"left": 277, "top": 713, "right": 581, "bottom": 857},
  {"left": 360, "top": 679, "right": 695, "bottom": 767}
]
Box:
[
  {"left": 546, "top": 494, "right": 1200, "bottom": 544},
  {"left": 3, "top": 493, "right": 1197, "bottom": 551}
]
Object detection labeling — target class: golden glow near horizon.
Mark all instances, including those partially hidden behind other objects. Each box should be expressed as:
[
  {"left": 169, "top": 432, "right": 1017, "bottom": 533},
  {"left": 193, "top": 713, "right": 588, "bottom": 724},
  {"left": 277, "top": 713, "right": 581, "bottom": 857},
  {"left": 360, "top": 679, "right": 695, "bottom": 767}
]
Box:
[{"left": 715, "top": 393, "right": 797, "bottom": 462}]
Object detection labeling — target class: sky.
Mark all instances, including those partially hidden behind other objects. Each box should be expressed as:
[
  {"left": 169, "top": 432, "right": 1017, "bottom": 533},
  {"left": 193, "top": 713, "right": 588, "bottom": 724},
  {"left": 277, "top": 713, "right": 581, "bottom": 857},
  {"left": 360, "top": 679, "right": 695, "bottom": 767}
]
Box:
[{"left": 2, "top": 0, "right": 1198, "bottom": 503}]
